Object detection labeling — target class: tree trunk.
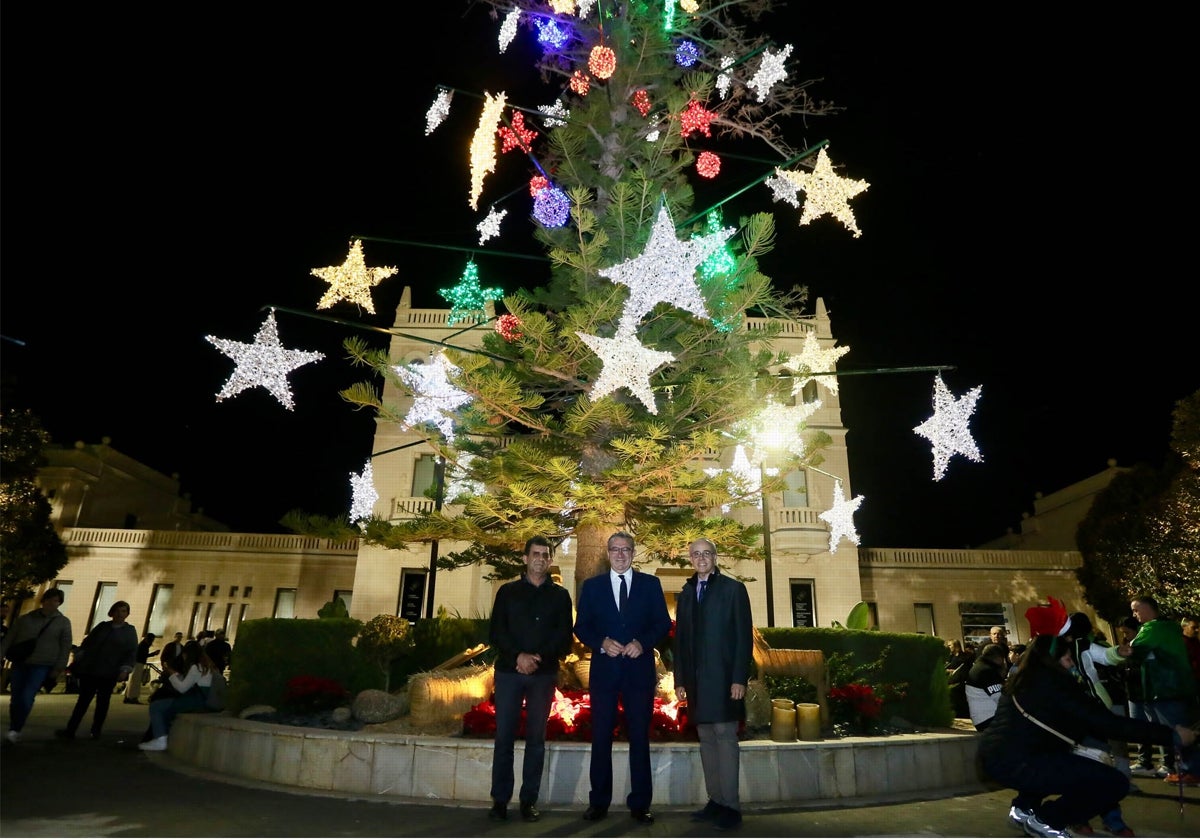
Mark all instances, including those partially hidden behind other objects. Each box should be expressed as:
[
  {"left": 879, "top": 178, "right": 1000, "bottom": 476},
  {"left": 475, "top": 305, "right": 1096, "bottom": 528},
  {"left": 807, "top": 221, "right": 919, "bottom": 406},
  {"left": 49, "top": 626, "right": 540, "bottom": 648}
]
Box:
[{"left": 573, "top": 523, "right": 620, "bottom": 602}]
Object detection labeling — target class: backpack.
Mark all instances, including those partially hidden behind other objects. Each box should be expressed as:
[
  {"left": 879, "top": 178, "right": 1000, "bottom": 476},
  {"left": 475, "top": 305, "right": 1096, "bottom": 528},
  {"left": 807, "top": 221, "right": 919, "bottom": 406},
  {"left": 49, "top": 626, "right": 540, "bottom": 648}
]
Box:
[{"left": 206, "top": 671, "right": 228, "bottom": 711}]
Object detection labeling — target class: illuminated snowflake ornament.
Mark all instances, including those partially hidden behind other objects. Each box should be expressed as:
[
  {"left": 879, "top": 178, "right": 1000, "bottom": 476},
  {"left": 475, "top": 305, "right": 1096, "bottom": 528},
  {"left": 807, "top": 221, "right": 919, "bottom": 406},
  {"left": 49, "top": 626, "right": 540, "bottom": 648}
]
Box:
[
  {"left": 747, "top": 44, "right": 793, "bottom": 102},
  {"left": 792, "top": 329, "right": 850, "bottom": 395},
  {"left": 576, "top": 325, "right": 676, "bottom": 414},
  {"left": 766, "top": 169, "right": 802, "bottom": 208},
  {"left": 599, "top": 205, "right": 733, "bottom": 331},
  {"left": 577, "top": 0, "right": 597, "bottom": 17},
  {"left": 498, "top": 8, "right": 520, "bottom": 53},
  {"left": 469, "top": 92, "right": 507, "bottom": 210},
  {"left": 716, "top": 55, "right": 736, "bottom": 99},
  {"left": 913, "top": 375, "right": 984, "bottom": 481},
  {"left": 425, "top": 88, "right": 453, "bottom": 135},
  {"left": 311, "top": 239, "right": 398, "bottom": 314},
  {"left": 439, "top": 260, "right": 504, "bottom": 325},
  {"left": 394, "top": 352, "right": 473, "bottom": 441},
  {"left": 206, "top": 311, "right": 324, "bottom": 411},
  {"left": 477, "top": 207, "right": 507, "bottom": 244},
  {"left": 538, "top": 100, "right": 570, "bottom": 128},
  {"left": 778, "top": 147, "right": 870, "bottom": 238},
  {"left": 819, "top": 480, "right": 863, "bottom": 554},
  {"left": 348, "top": 460, "right": 379, "bottom": 525}
]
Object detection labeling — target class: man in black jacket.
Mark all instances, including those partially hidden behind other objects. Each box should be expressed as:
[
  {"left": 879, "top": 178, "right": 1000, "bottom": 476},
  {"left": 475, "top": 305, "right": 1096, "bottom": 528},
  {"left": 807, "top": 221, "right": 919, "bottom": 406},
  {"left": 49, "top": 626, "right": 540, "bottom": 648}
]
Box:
[{"left": 673, "top": 538, "right": 753, "bottom": 832}]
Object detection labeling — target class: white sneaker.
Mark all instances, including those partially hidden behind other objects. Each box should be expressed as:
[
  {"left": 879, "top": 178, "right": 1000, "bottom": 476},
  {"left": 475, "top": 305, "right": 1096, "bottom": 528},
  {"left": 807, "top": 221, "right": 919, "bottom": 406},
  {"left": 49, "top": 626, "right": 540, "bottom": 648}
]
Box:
[
  {"left": 5, "top": 730, "right": 20, "bottom": 744},
  {"left": 138, "top": 735, "right": 168, "bottom": 752},
  {"left": 1009, "top": 807, "right": 1034, "bottom": 829},
  {"left": 1129, "top": 763, "right": 1161, "bottom": 778},
  {"left": 1023, "top": 812, "right": 1070, "bottom": 838}
]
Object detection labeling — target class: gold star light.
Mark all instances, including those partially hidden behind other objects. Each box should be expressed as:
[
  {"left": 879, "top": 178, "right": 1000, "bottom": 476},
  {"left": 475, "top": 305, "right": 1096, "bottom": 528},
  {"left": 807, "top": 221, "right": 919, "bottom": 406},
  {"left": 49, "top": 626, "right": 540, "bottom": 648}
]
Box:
[
  {"left": 913, "top": 374, "right": 984, "bottom": 481},
  {"left": 818, "top": 479, "right": 864, "bottom": 554},
  {"left": 205, "top": 311, "right": 324, "bottom": 411},
  {"left": 792, "top": 329, "right": 851, "bottom": 395},
  {"left": 598, "top": 205, "right": 734, "bottom": 331},
  {"left": 576, "top": 325, "right": 676, "bottom": 414},
  {"left": 779, "top": 147, "right": 870, "bottom": 238},
  {"left": 311, "top": 239, "right": 398, "bottom": 314}
]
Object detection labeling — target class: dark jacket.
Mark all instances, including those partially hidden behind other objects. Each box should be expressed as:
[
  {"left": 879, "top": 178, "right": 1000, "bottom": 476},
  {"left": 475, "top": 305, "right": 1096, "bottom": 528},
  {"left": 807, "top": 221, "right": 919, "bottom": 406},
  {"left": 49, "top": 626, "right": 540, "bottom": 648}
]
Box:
[
  {"left": 574, "top": 569, "right": 671, "bottom": 692},
  {"left": 964, "top": 657, "right": 1006, "bottom": 729},
  {"left": 673, "top": 568, "right": 753, "bottom": 724},
  {"left": 489, "top": 574, "right": 574, "bottom": 676},
  {"left": 73, "top": 620, "right": 138, "bottom": 678},
  {"left": 979, "top": 661, "right": 1177, "bottom": 776}
]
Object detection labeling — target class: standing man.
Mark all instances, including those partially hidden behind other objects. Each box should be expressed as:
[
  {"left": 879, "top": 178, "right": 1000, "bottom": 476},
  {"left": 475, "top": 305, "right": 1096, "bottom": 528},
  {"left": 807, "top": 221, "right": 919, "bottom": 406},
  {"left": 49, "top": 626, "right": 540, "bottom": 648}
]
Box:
[
  {"left": 160, "top": 632, "right": 185, "bottom": 673},
  {"left": 673, "top": 538, "right": 753, "bottom": 832},
  {"left": 1126, "top": 595, "right": 1198, "bottom": 785},
  {"left": 573, "top": 531, "right": 672, "bottom": 825},
  {"left": 989, "top": 625, "right": 1011, "bottom": 660},
  {"left": 2, "top": 588, "right": 73, "bottom": 743},
  {"left": 487, "top": 536, "right": 574, "bottom": 823},
  {"left": 124, "top": 632, "right": 159, "bottom": 704},
  {"left": 205, "top": 628, "right": 232, "bottom": 674}
]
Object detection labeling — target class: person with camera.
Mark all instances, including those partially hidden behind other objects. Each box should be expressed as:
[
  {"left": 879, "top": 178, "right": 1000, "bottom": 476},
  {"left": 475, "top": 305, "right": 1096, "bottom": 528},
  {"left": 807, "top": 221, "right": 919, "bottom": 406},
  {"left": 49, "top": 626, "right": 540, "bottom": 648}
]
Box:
[{"left": 2, "top": 588, "right": 73, "bottom": 744}]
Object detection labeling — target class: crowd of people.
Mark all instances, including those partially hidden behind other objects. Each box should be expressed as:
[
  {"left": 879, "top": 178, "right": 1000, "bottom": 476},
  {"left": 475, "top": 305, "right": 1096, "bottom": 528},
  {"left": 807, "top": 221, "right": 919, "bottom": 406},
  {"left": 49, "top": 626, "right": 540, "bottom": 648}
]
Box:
[
  {"left": 1, "top": 592, "right": 231, "bottom": 750},
  {"left": 952, "top": 595, "right": 1200, "bottom": 838}
]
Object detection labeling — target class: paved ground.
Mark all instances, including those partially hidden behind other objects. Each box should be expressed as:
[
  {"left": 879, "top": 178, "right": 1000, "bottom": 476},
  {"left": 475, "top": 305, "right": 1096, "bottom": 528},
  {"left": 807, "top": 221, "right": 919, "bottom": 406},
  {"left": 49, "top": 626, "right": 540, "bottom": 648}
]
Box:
[{"left": 2, "top": 693, "right": 1196, "bottom": 837}]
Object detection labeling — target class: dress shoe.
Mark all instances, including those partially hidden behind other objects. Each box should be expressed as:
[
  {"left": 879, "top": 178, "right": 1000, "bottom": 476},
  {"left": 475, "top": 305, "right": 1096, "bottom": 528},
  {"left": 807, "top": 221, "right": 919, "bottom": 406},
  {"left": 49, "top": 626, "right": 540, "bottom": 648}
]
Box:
[
  {"left": 714, "top": 806, "right": 742, "bottom": 831},
  {"left": 691, "top": 799, "right": 721, "bottom": 821},
  {"left": 631, "top": 809, "right": 655, "bottom": 824},
  {"left": 582, "top": 805, "right": 608, "bottom": 821},
  {"left": 123, "top": 699, "right": 141, "bottom": 704},
  {"left": 519, "top": 802, "right": 540, "bottom": 822},
  {"left": 487, "top": 802, "right": 508, "bottom": 822}
]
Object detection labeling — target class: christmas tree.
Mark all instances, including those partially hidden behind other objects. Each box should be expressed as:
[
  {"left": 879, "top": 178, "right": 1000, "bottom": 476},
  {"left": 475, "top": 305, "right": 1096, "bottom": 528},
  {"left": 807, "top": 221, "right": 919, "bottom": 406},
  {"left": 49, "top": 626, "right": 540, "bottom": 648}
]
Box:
[{"left": 321, "top": 1, "right": 868, "bottom": 587}]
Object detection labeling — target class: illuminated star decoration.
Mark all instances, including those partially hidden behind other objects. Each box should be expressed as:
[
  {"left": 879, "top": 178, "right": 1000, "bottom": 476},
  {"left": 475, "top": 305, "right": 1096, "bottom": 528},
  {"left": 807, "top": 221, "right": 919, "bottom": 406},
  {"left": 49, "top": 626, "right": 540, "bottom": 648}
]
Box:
[
  {"left": 425, "top": 89, "right": 453, "bottom": 135},
  {"left": 498, "top": 7, "right": 520, "bottom": 53},
  {"left": 469, "top": 91, "right": 507, "bottom": 210},
  {"left": 205, "top": 311, "right": 324, "bottom": 411},
  {"left": 705, "top": 444, "right": 761, "bottom": 512},
  {"left": 680, "top": 99, "right": 716, "bottom": 138},
  {"left": 818, "top": 479, "right": 863, "bottom": 554},
  {"left": 748, "top": 397, "right": 822, "bottom": 461},
  {"left": 747, "top": 44, "right": 793, "bottom": 102},
  {"left": 716, "top": 55, "right": 736, "bottom": 99},
  {"left": 535, "top": 18, "right": 570, "bottom": 50},
  {"left": 792, "top": 329, "right": 851, "bottom": 395},
  {"left": 394, "top": 353, "right": 473, "bottom": 441},
  {"left": 312, "top": 239, "right": 398, "bottom": 314},
  {"left": 765, "top": 169, "right": 802, "bottom": 208},
  {"left": 439, "top": 260, "right": 504, "bottom": 325},
  {"left": 477, "top": 207, "right": 507, "bottom": 244},
  {"left": 576, "top": 326, "right": 676, "bottom": 414},
  {"left": 538, "top": 100, "right": 570, "bottom": 128},
  {"left": 778, "top": 147, "right": 870, "bottom": 238},
  {"left": 348, "top": 460, "right": 378, "bottom": 525},
  {"left": 498, "top": 111, "right": 538, "bottom": 153},
  {"left": 599, "top": 205, "right": 734, "bottom": 331},
  {"left": 913, "top": 374, "right": 984, "bottom": 481}
]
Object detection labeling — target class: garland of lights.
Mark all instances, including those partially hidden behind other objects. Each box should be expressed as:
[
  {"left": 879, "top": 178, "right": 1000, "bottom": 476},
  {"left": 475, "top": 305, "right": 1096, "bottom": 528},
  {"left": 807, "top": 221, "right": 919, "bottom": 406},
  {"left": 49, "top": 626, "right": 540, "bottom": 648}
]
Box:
[
  {"left": 311, "top": 239, "right": 398, "bottom": 314},
  {"left": 205, "top": 311, "right": 324, "bottom": 411}
]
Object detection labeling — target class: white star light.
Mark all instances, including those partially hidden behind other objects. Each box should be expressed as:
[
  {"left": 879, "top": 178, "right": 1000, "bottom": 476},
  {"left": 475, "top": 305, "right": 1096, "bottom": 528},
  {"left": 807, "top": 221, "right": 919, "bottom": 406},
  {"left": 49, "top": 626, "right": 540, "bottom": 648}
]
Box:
[
  {"left": 716, "top": 55, "right": 736, "bottom": 99},
  {"left": 498, "top": 8, "right": 520, "bottom": 53},
  {"left": 778, "top": 147, "right": 870, "bottom": 238},
  {"left": 747, "top": 44, "right": 793, "bottom": 102},
  {"left": 599, "top": 205, "right": 734, "bottom": 331},
  {"left": 576, "top": 326, "right": 676, "bottom": 414},
  {"left": 913, "top": 374, "right": 983, "bottom": 481},
  {"left": 792, "top": 329, "right": 851, "bottom": 395},
  {"left": 749, "top": 397, "right": 822, "bottom": 460},
  {"left": 425, "top": 89, "right": 453, "bottom": 135},
  {"left": 349, "top": 460, "right": 379, "bottom": 525},
  {"left": 205, "top": 311, "right": 324, "bottom": 411},
  {"left": 819, "top": 479, "right": 863, "bottom": 554},
  {"left": 705, "top": 444, "right": 763, "bottom": 512},
  {"left": 765, "top": 169, "right": 802, "bottom": 207},
  {"left": 394, "top": 353, "right": 473, "bottom": 441},
  {"left": 477, "top": 207, "right": 507, "bottom": 243},
  {"left": 538, "top": 100, "right": 570, "bottom": 128}
]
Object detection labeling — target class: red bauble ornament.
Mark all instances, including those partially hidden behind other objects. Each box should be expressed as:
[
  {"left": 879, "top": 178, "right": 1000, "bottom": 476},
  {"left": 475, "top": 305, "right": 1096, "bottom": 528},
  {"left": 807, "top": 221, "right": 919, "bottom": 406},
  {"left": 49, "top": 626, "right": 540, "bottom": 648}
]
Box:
[
  {"left": 495, "top": 314, "right": 524, "bottom": 341},
  {"left": 588, "top": 45, "right": 616, "bottom": 80},
  {"left": 631, "top": 89, "right": 651, "bottom": 117},
  {"left": 696, "top": 151, "right": 721, "bottom": 178},
  {"left": 570, "top": 70, "right": 591, "bottom": 96}
]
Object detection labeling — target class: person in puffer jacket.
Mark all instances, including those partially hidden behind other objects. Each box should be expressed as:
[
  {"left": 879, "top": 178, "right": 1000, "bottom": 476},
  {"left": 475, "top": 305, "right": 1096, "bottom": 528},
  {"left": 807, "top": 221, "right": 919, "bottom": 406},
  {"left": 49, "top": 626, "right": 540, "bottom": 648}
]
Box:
[{"left": 979, "top": 632, "right": 1194, "bottom": 838}]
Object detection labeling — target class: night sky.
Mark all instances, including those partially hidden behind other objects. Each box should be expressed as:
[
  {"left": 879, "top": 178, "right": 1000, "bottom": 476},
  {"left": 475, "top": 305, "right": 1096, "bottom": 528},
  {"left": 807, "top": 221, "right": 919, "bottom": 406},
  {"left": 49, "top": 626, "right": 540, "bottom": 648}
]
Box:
[{"left": 2, "top": 4, "right": 1192, "bottom": 548}]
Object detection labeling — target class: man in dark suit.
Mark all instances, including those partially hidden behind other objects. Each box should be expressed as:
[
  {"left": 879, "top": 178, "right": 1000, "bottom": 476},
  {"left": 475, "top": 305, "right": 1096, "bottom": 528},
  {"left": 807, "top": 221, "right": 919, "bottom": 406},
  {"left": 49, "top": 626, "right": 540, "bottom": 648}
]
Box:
[
  {"left": 573, "top": 531, "right": 672, "bottom": 825},
  {"left": 673, "top": 538, "right": 753, "bottom": 832}
]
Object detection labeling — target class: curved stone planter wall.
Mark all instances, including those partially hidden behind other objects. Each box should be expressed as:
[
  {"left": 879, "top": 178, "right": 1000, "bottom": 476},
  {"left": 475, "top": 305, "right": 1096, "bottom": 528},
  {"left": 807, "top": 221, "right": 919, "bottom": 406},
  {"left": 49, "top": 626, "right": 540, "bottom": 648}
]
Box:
[{"left": 169, "top": 714, "right": 983, "bottom": 807}]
